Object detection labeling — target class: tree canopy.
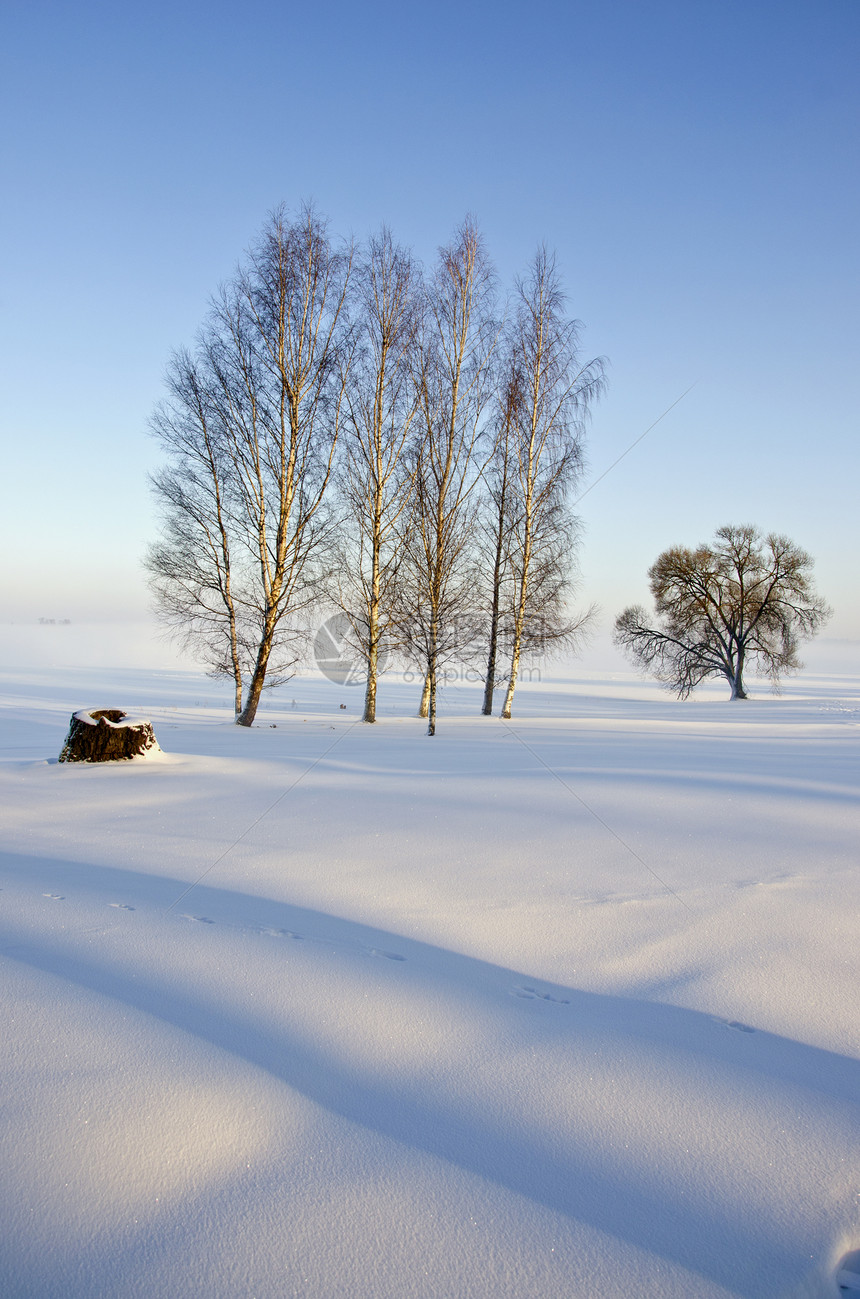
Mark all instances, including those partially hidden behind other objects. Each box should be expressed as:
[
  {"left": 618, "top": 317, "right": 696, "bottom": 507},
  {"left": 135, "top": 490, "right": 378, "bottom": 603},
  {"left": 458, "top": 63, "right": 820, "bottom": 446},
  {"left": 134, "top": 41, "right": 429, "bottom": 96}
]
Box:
[
  {"left": 613, "top": 524, "right": 830, "bottom": 699},
  {"left": 147, "top": 207, "right": 600, "bottom": 729}
]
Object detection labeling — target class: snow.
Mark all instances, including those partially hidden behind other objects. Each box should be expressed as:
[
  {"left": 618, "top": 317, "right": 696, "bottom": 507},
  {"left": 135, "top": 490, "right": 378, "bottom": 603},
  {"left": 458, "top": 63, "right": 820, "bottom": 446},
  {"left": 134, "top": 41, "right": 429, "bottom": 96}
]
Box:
[
  {"left": 1, "top": 663, "right": 858, "bottom": 1298},
  {"left": 68, "top": 708, "right": 156, "bottom": 730}
]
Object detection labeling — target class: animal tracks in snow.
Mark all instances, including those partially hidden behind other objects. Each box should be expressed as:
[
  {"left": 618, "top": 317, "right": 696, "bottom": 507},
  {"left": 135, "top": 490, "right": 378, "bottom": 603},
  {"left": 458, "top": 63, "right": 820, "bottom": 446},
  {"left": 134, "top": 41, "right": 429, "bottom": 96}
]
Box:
[
  {"left": 712, "top": 1016, "right": 756, "bottom": 1034},
  {"left": 27, "top": 890, "right": 577, "bottom": 1013},
  {"left": 172, "top": 913, "right": 408, "bottom": 965},
  {"left": 513, "top": 985, "right": 570, "bottom": 1005},
  {"left": 39, "top": 893, "right": 137, "bottom": 910},
  {"left": 168, "top": 911, "right": 415, "bottom": 976}
]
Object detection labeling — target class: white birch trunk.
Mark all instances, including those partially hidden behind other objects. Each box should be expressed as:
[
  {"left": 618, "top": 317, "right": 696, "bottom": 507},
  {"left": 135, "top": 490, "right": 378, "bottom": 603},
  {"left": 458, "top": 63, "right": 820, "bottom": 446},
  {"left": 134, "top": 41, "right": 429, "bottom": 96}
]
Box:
[{"left": 418, "top": 670, "right": 431, "bottom": 718}]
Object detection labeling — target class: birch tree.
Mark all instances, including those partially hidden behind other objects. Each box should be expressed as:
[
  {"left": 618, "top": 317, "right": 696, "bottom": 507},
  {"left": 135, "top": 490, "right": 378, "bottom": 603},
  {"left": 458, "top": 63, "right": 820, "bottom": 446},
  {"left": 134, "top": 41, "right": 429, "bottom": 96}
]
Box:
[
  {"left": 478, "top": 358, "right": 519, "bottom": 715},
  {"left": 336, "top": 229, "right": 421, "bottom": 722},
  {"left": 404, "top": 219, "right": 498, "bottom": 736},
  {"left": 499, "top": 248, "right": 605, "bottom": 719},
  {"left": 148, "top": 205, "right": 354, "bottom": 726},
  {"left": 147, "top": 347, "right": 248, "bottom": 716}
]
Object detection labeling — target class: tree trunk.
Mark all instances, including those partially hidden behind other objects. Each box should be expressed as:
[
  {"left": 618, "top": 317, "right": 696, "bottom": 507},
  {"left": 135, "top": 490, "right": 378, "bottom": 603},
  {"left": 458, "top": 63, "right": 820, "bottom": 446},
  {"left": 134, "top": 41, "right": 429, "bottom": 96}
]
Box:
[
  {"left": 501, "top": 527, "right": 532, "bottom": 720},
  {"left": 483, "top": 378, "right": 514, "bottom": 715},
  {"left": 481, "top": 528, "right": 504, "bottom": 715},
  {"left": 236, "top": 617, "right": 276, "bottom": 726},
  {"left": 501, "top": 641, "right": 520, "bottom": 719},
  {"left": 729, "top": 651, "right": 748, "bottom": 699},
  {"left": 427, "top": 658, "right": 437, "bottom": 736},
  {"left": 481, "top": 657, "right": 496, "bottom": 716},
  {"left": 220, "top": 506, "right": 243, "bottom": 719},
  {"left": 59, "top": 710, "right": 161, "bottom": 762},
  {"left": 426, "top": 616, "right": 439, "bottom": 735},
  {"left": 364, "top": 634, "right": 378, "bottom": 723},
  {"left": 418, "top": 671, "right": 431, "bottom": 718},
  {"left": 228, "top": 623, "right": 242, "bottom": 718},
  {"left": 363, "top": 536, "right": 382, "bottom": 723}
]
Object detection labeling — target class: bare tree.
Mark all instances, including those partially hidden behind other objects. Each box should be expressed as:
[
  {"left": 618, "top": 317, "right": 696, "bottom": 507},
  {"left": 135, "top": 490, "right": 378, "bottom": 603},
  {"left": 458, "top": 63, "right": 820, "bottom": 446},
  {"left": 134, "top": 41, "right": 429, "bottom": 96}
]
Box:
[
  {"left": 335, "top": 229, "right": 421, "bottom": 722},
  {"left": 614, "top": 524, "right": 831, "bottom": 699},
  {"left": 147, "top": 347, "right": 248, "bottom": 716},
  {"left": 401, "top": 220, "right": 499, "bottom": 736},
  {"left": 147, "top": 204, "right": 354, "bottom": 726},
  {"left": 498, "top": 248, "right": 605, "bottom": 719},
  {"left": 478, "top": 359, "right": 519, "bottom": 715}
]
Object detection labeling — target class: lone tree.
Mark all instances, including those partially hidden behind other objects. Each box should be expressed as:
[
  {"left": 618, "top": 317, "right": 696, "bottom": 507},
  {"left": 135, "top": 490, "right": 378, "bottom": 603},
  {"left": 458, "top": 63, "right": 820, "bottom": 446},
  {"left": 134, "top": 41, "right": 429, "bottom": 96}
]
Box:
[{"left": 614, "top": 524, "right": 830, "bottom": 699}]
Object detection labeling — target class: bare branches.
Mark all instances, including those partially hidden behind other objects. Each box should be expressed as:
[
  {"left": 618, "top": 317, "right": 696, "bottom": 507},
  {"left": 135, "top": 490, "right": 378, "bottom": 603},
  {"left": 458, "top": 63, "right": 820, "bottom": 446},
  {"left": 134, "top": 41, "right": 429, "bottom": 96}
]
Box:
[
  {"left": 147, "top": 204, "right": 354, "bottom": 725},
  {"left": 147, "top": 347, "right": 249, "bottom": 715},
  {"left": 335, "top": 228, "right": 422, "bottom": 722},
  {"left": 614, "top": 525, "right": 831, "bottom": 699},
  {"left": 401, "top": 219, "right": 499, "bottom": 735},
  {"left": 497, "top": 247, "right": 605, "bottom": 719},
  {"left": 147, "top": 208, "right": 608, "bottom": 725}
]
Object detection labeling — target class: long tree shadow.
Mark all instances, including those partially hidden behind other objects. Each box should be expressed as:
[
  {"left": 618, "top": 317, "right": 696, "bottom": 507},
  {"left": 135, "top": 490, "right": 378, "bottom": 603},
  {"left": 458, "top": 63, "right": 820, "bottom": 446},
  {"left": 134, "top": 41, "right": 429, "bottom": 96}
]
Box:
[{"left": 2, "top": 853, "right": 858, "bottom": 1296}]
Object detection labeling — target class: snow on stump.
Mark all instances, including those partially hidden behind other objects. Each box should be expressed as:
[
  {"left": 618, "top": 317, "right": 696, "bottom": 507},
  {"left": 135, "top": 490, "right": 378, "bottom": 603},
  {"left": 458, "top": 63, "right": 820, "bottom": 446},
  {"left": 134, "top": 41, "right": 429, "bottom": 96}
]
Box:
[{"left": 59, "top": 709, "right": 161, "bottom": 763}]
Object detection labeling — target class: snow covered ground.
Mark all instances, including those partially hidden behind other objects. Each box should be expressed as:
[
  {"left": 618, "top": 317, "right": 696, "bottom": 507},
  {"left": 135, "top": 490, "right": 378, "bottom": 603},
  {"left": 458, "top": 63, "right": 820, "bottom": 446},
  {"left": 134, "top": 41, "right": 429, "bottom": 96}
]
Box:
[{"left": 1, "top": 662, "right": 858, "bottom": 1298}]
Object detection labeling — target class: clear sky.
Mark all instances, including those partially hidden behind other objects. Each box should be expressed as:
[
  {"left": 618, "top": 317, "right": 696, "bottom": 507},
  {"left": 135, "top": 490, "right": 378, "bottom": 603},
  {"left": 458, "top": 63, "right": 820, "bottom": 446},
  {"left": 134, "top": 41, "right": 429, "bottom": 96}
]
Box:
[{"left": 2, "top": 0, "right": 858, "bottom": 669}]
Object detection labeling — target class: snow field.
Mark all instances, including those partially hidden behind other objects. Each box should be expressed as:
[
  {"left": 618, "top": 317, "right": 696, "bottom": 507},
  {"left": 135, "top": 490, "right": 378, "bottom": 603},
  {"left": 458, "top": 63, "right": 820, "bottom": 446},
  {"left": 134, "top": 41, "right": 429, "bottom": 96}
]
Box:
[{"left": 0, "top": 665, "right": 858, "bottom": 1297}]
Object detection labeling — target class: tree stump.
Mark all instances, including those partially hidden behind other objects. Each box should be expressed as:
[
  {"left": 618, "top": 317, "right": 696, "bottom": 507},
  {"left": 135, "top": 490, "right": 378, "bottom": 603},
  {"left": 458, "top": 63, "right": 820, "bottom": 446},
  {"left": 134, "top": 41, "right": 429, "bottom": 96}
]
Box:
[{"left": 59, "top": 709, "right": 161, "bottom": 763}]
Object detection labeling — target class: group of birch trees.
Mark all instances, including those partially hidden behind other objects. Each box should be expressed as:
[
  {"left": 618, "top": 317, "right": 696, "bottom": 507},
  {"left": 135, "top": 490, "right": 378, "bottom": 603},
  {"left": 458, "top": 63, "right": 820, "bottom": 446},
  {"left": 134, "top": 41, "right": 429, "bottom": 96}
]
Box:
[{"left": 147, "top": 205, "right": 605, "bottom": 731}]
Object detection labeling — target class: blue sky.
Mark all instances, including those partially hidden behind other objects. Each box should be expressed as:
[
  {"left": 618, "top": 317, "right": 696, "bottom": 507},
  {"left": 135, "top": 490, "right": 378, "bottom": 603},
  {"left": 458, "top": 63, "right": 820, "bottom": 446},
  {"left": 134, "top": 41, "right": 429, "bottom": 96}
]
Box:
[{"left": 2, "top": 0, "right": 858, "bottom": 665}]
